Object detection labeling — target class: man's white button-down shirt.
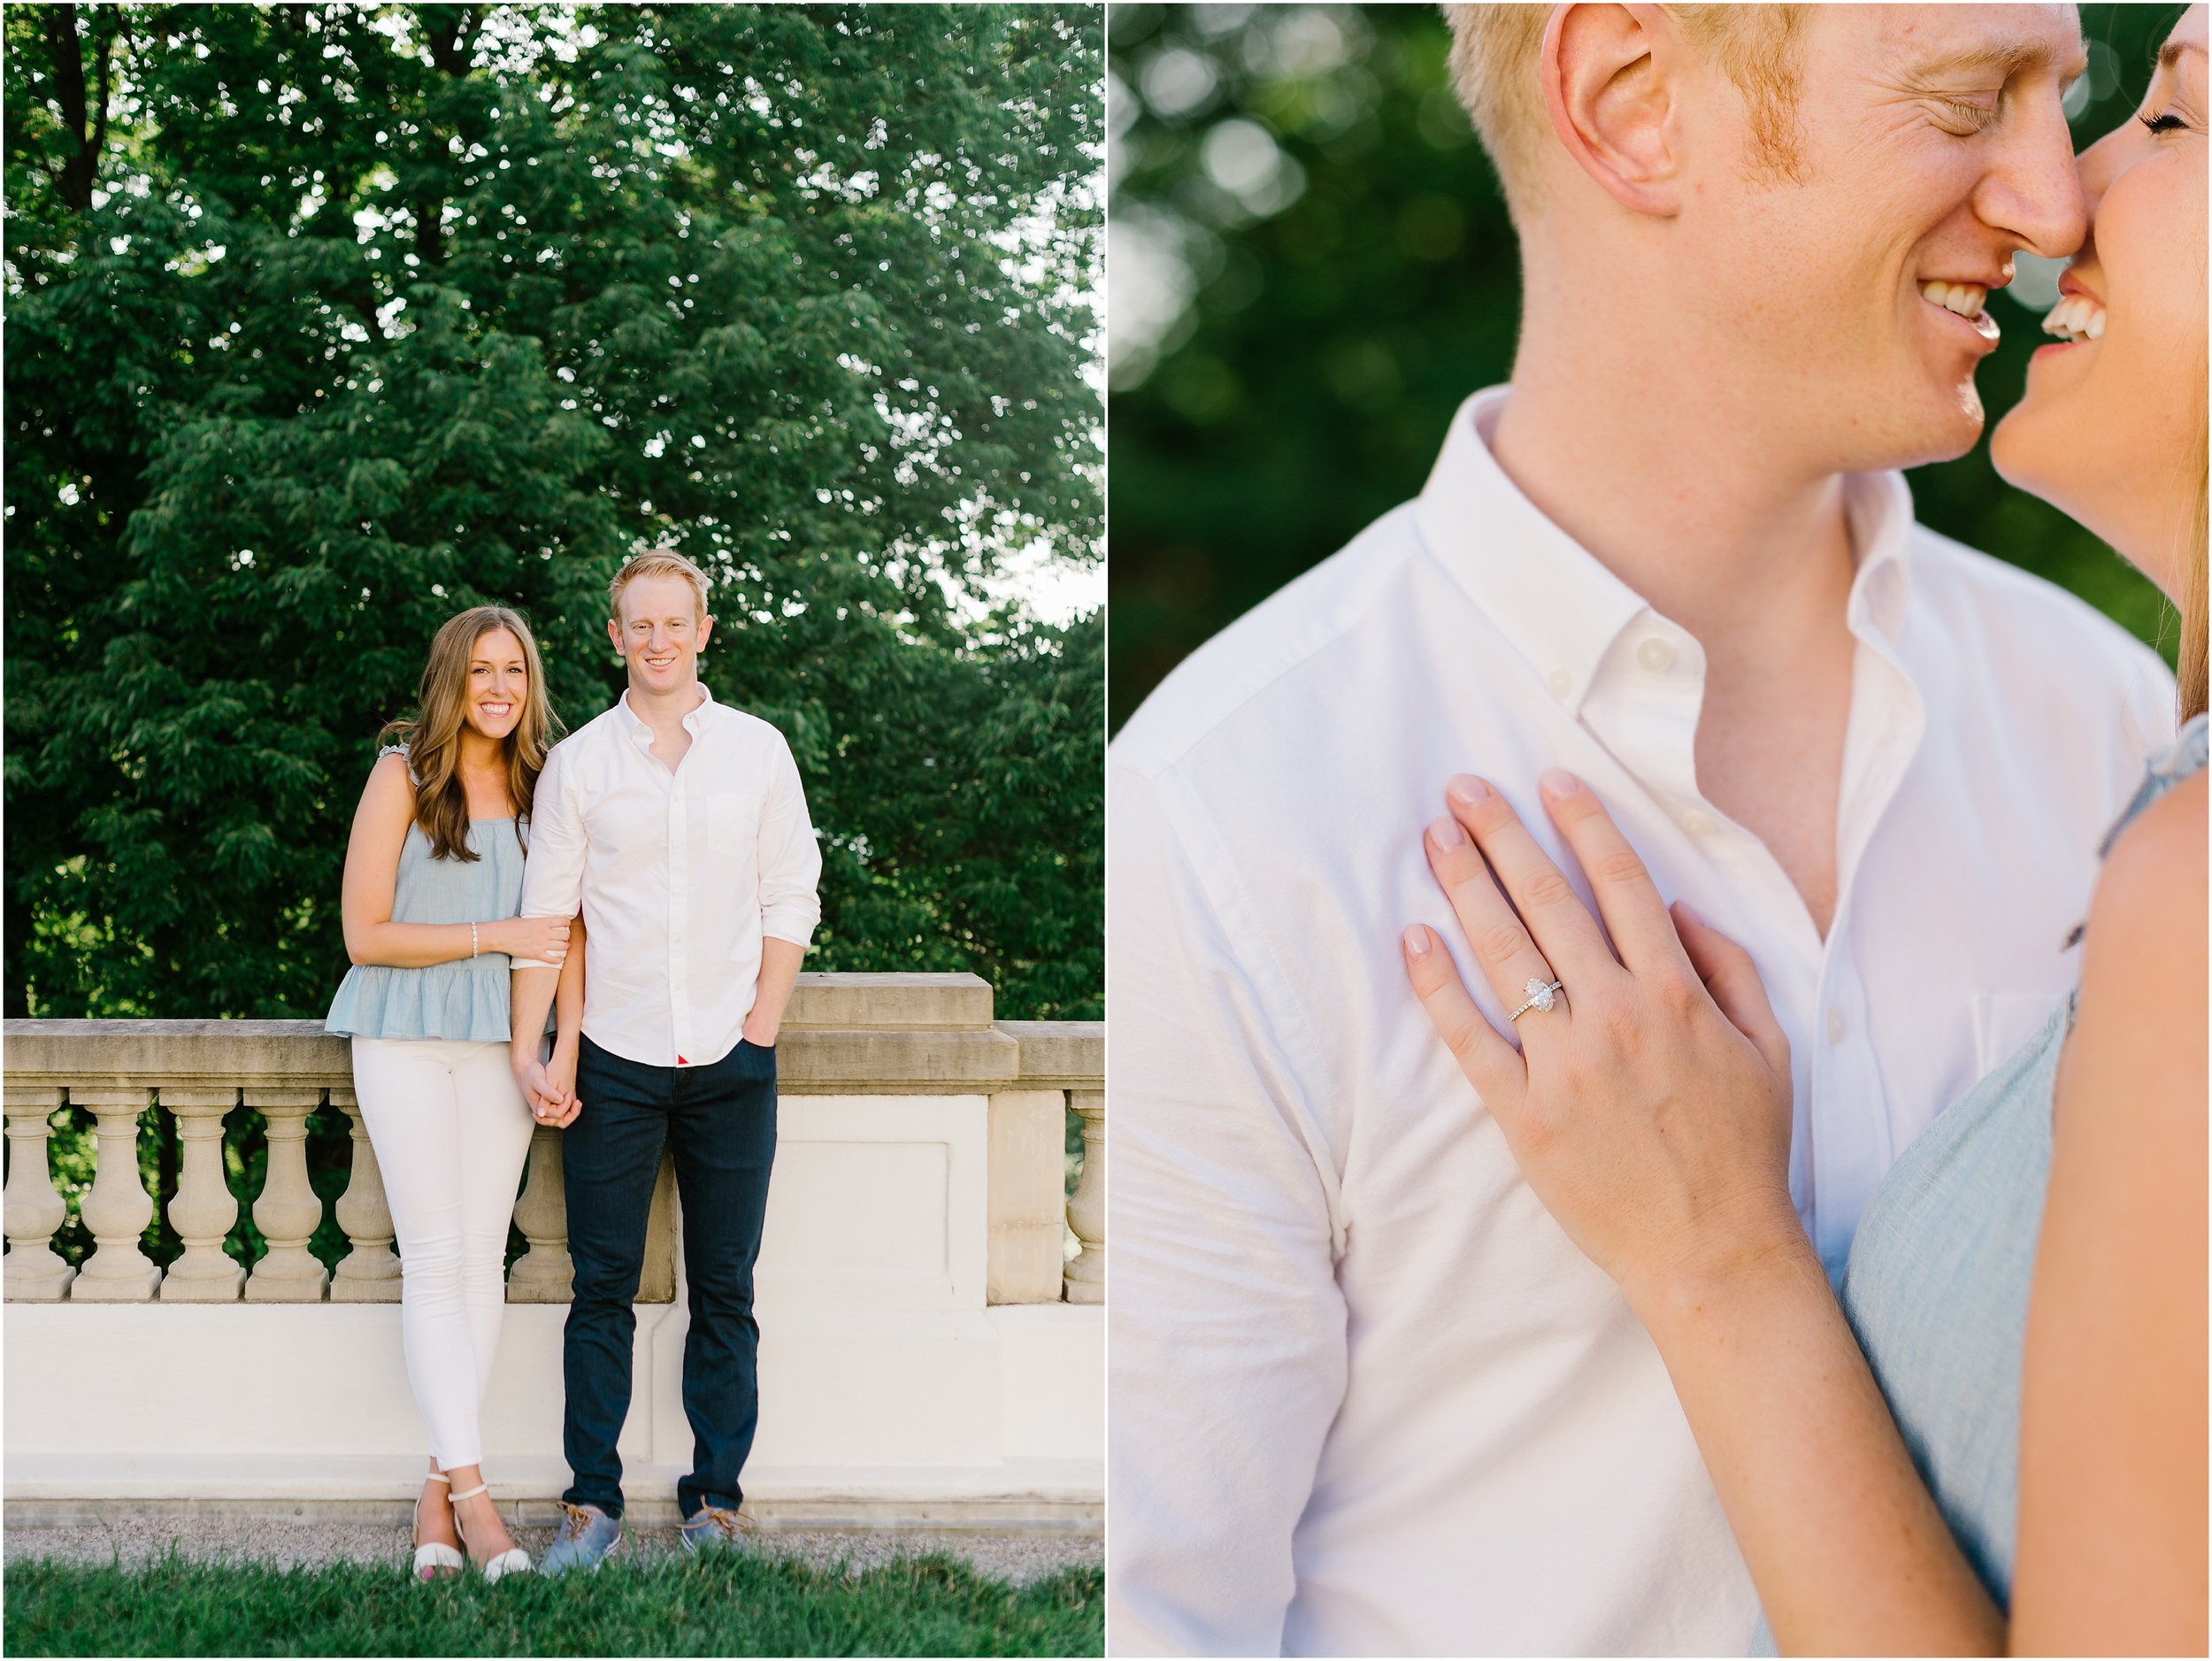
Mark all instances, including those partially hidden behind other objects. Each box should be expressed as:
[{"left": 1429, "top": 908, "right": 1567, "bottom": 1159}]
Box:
[
  {"left": 1106, "top": 387, "right": 2172, "bottom": 1657},
  {"left": 519, "top": 685, "right": 822, "bottom": 1070}
]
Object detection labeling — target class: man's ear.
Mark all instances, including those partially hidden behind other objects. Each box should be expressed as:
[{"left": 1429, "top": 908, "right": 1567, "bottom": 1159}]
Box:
[
  {"left": 697, "top": 613, "right": 714, "bottom": 652},
  {"left": 606, "top": 616, "right": 623, "bottom": 654},
  {"left": 1540, "top": 4, "right": 1687, "bottom": 218}
]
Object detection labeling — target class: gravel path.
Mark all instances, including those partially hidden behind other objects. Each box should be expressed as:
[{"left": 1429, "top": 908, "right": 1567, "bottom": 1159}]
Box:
[{"left": 4, "top": 1517, "right": 1101, "bottom": 1586}]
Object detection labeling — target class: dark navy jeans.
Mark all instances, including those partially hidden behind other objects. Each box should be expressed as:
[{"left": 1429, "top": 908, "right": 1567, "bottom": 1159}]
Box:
[{"left": 562, "top": 1032, "right": 777, "bottom": 1519}]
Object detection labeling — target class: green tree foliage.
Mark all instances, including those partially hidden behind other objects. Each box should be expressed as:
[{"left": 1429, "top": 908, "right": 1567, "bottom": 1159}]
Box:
[
  {"left": 1107, "top": 4, "right": 2184, "bottom": 727},
  {"left": 7, "top": 2, "right": 1103, "bottom": 1022}
]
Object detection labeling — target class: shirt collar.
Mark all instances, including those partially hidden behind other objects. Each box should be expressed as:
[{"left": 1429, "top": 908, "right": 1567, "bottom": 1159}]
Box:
[
  {"left": 616, "top": 682, "right": 715, "bottom": 745},
  {"left": 1842, "top": 468, "right": 1915, "bottom": 650},
  {"left": 1414, "top": 388, "right": 1645, "bottom": 717},
  {"left": 1413, "top": 386, "right": 1919, "bottom": 709}
]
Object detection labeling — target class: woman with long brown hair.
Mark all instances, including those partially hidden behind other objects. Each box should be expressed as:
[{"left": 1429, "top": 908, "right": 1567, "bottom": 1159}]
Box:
[{"left": 326, "top": 604, "right": 586, "bottom": 1581}]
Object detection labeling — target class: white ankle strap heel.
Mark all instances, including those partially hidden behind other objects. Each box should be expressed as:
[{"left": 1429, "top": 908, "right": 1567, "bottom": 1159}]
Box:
[
  {"left": 449, "top": 1481, "right": 534, "bottom": 1582},
  {"left": 411, "top": 1471, "right": 464, "bottom": 1581}
]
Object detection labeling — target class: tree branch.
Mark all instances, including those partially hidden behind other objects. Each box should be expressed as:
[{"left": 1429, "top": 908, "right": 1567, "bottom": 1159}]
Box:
[
  {"left": 42, "top": 4, "right": 92, "bottom": 211},
  {"left": 420, "top": 4, "right": 483, "bottom": 79},
  {"left": 88, "top": 12, "right": 114, "bottom": 181},
  {"left": 410, "top": 4, "right": 483, "bottom": 266}
]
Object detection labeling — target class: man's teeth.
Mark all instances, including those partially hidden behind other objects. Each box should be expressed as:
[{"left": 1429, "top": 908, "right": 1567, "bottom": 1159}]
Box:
[
  {"left": 1918, "top": 281, "right": 1988, "bottom": 319},
  {"left": 2040, "top": 293, "right": 2107, "bottom": 342}
]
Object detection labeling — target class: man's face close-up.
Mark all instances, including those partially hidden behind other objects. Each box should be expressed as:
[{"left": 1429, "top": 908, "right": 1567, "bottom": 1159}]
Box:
[{"left": 1682, "top": 4, "right": 2089, "bottom": 476}]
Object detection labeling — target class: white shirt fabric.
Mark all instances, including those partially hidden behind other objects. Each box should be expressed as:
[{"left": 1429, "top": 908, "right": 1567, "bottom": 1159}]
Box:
[
  {"left": 518, "top": 684, "right": 821, "bottom": 1069},
  {"left": 1105, "top": 387, "right": 2173, "bottom": 1657}
]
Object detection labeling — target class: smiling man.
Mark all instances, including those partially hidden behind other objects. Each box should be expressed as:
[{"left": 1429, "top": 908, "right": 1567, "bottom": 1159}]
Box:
[
  {"left": 509, "top": 547, "right": 821, "bottom": 1573},
  {"left": 1108, "top": 5, "right": 2173, "bottom": 1655}
]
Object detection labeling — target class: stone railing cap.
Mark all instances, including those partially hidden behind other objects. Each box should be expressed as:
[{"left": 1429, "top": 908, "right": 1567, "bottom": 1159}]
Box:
[
  {"left": 995, "top": 1020, "right": 1104, "bottom": 1088},
  {"left": 782, "top": 972, "right": 995, "bottom": 1033},
  {"left": 3, "top": 978, "right": 1100, "bottom": 1098}
]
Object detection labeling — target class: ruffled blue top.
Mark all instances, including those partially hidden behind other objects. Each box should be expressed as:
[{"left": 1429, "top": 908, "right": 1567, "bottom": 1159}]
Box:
[{"left": 325, "top": 747, "right": 556, "bottom": 1043}]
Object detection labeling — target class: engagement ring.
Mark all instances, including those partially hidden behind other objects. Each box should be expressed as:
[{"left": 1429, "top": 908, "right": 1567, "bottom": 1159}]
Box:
[{"left": 1508, "top": 977, "right": 1564, "bottom": 1021}]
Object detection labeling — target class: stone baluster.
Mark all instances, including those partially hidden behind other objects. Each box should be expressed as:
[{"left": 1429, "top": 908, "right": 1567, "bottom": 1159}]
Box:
[
  {"left": 1064, "top": 1088, "right": 1105, "bottom": 1305},
  {"left": 507, "top": 1125, "right": 573, "bottom": 1302},
  {"left": 329, "top": 1085, "right": 400, "bottom": 1302},
  {"left": 69, "top": 1086, "right": 162, "bottom": 1302},
  {"left": 987, "top": 1090, "right": 1071, "bottom": 1303},
  {"left": 243, "top": 1088, "right": 328, "bottom": 1301},
  {"left": 156, "top": 1087, "right": 244, "bottom": 1302},
  {"left": 4, "top": 1086, "right": 75, "bottom": 1301}
]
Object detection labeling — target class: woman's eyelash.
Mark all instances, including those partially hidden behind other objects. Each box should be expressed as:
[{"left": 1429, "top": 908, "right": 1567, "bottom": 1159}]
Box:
[{"left": 2139, "top": 110, "right": 2187, "bottom": 135}]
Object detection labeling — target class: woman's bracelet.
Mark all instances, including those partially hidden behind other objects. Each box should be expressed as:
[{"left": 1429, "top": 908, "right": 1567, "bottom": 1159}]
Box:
[{"left": 471, "top": 921, "right": 480, "bottom": 959}]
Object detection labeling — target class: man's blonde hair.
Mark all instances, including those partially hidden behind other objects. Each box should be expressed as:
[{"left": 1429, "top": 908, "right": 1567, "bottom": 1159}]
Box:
[
  {"left": 609, "top": 547, "right": 713, "bottom": 623},
  {"left": 1444, "top": 4, "right": 1808, "bottom": 223}
]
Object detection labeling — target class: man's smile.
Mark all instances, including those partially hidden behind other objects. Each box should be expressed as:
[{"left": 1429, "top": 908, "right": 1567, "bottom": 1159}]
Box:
[{"left": 1916, "top": 278, "right": 2002, "bottom": 342}]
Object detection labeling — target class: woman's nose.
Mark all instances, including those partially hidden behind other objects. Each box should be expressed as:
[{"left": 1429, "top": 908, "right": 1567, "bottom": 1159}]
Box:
[{"left": 2071, "top": 123, "right": 2121, "bottom": 224}]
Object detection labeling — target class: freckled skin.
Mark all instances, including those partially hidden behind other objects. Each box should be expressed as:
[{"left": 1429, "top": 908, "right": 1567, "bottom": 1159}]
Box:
[
  {"left": 1665, "top": 5, "right": 2087, "bottom": 475},
  {"left": 1992, "top": 4, "right": 2208, "bottom": 597}
]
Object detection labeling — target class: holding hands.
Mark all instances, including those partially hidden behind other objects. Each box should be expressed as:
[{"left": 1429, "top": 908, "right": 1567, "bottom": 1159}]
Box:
[
  {"left": 1401, "top": 770, "right": 1810, "bottom": 1318},
  {"left": 515, "top": 1046, "right": 582, "bottom": 1128}
]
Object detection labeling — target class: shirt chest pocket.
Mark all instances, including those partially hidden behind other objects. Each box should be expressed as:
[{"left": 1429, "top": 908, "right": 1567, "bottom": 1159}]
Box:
[
  {"left": 701, "top": 788, "right": 766, "bottom": 847},
  {"left": 698, "top": 789, "right": 767, "bottom": 953}
]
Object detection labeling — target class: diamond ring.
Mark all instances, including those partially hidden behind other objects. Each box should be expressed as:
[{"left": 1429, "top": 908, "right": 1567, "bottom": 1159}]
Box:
[{"left": 1508, "top": 976, "right": 1564, "bottom": 1022}]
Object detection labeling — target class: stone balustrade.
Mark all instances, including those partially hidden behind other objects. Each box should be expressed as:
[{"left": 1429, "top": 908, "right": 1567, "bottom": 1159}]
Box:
[{"left": 3, "top": 973, "right": 1103, "bottom": 1310}]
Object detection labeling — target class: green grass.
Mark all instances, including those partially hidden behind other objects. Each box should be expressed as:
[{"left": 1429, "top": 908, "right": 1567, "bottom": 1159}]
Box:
[{"left": 2, "top": 1549, "right": 1103, "bottom": 1657}]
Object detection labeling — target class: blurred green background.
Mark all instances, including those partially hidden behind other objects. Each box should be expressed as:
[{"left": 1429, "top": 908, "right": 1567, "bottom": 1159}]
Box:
[
  {"left": 6, "top": 4, "right": 1102, "bottom": 1279},
  {"left": 1108, "top": 2, "right": 2186, "bottom": 729},
  {"left": 9, "top": 4, "right": 1103, "bottom": 1027}
]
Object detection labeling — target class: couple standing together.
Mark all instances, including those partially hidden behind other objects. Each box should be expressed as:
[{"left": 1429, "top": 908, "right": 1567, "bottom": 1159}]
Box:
[
  {"left": 324, "top": 548, "right": 821, "bottom": 1580},
  {"left": 1113, "top": 4, "right": 2204, "bottom": 1656}
]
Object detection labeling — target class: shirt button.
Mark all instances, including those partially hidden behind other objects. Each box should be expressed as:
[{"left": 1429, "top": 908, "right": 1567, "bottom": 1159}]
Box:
[
  {"left": 1635, "top": 637, "right": 1675, "bottom": 674},
  {"left": 1680, "top": 809, "right": 1716, "bottom": 836},
  {"left": 1547, "top": 668, "right": 1572, "bottom": 700},
  {"left": 1827, "top": 1011, "right": 1847, "bottom": 1043}
]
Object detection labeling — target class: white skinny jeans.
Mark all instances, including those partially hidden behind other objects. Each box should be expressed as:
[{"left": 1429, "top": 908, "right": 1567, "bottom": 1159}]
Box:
[{"left": 350, "top": 1036, "right": 535, "bottom": 1471}]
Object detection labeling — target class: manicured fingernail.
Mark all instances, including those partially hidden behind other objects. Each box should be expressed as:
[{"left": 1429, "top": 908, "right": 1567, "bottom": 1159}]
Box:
[
  {"left": 1540, "top": 768, "right": 1578, "bottom": 801},
  {"left": 1402, "top": 925, "right": 1432, "bottom": 957},
  {"left": 1429, "top": 814, "right": 1468, "bottom": 849},
  {"left": 1446, "top": 773, "right": 1490, "bottom": 806}
]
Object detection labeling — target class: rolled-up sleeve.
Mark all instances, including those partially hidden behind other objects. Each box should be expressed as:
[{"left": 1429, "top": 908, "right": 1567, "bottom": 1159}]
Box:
[
  {"left": 513, "top": 740, "right": 585, "bottom": 971},
  {"left": 1106, "top": 758, "right": 1349, "bottom": 1657},
  {"left": 757, "top": 733, "right": 822, "bottom": 947}
]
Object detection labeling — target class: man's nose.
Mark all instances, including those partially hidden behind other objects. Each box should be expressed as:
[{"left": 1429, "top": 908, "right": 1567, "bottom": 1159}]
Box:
[{"left": 1978, "top": 89, "right": 2088, "bottom": 259}]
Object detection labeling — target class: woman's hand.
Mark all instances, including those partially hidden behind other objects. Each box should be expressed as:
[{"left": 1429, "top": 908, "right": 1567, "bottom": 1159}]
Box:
[
  {"left": 1401, "top": 769, "right": 1807, "bottom": 1317},
  {"left": 493, "top": 913, "right": 572, "bottom": 966},
  {"left": 537, "top": 1039, "right": 581, "bottom": 1129}
]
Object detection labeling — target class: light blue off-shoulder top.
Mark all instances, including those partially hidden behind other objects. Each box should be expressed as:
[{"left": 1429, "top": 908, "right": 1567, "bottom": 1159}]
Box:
[
  {"left": 325, "top": 746, "right": 556, "bottom": 1043},
  {"left": 1750, "top": 711, "right": 2206, "bottom": 1649}
]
